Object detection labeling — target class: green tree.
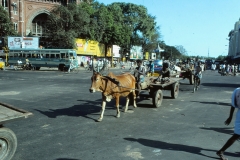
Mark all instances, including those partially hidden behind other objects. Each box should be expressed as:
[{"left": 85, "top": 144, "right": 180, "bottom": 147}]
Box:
[
  {"left": 216, "top": 55, "right": 227, "bottom": 61},
  {"left": 0, "top": 6, "right": 16, "bottom": 36},
  {"left": 110, "top": 3, "right": 156, "bottom": 52},
  {"left": 142, "top": 27, "right": 162, "bottom": 55},
  {"left": 45, "top": 3, "right": 91, "bottom": 48}
]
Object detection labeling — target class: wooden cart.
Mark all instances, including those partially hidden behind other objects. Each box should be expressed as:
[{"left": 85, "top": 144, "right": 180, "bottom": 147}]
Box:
[
  {"left": 179, "top": 69, "right": 195, "bottom": 84},
  {"left": 0, "top": 102, "right": 33, "bottom": 160},
  {"left": 139, "top": 77, "right": 182, "bottom": 108}
]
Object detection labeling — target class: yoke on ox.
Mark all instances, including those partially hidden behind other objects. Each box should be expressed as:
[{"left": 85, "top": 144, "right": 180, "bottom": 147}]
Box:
[{"left": 89, "top": 72, "right": 137, "bottom": 122}]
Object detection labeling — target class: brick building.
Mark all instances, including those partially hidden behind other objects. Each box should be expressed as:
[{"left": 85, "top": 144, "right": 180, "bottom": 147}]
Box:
[{"left": 1, "top": 0, "right": 81, "bottom": 37}]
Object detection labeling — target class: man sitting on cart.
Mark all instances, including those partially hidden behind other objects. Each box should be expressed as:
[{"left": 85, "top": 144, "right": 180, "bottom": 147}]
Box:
[
  {"left": 154, "top": 62, "right": 170, "bottom": 84},
  {"left": 133, "top": 59, "right": 146, "bottom": 97}
]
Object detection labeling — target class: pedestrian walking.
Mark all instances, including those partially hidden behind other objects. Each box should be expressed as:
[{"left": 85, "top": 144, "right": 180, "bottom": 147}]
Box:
[
  {"left": 216, "top": 87, "right": 240, "bottom": 160},
  {"left": 147, "top": 60, "right": 154, "bottom": 76}
]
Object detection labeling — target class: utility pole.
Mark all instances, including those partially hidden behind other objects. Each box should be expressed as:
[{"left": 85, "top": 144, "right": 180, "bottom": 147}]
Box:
[{"left": 208, "top": 48, "right": 209, "bottom": 58}]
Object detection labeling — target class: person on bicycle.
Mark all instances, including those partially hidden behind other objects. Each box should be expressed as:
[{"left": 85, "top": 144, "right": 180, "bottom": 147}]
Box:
[
  {"left": 194, "top": 61, "right": 202, "bottom": 88},
  {"left": 23, "top": 58, "right": 30, "bottom": 69}
]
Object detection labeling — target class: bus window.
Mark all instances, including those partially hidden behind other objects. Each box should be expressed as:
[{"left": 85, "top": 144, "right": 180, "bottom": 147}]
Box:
[
  {"left": 27, "top": 54, "right": 31, "bottom": 58},
  {"left": 14, "top": 53, "right": 18, "bottom": 57},
  {"left": 50, "top": 54, "right": 55, "bottom": 58},
  {"left": 56, "top": 54, "right": 60, "bottom": 58},
  {"left": 46, "top": 54, "right": 49, "bottom": 58},
  {"left": 66, "top": 54, "right": 69, "bottom": 58},
  {"left": 19, "top": 53, "right": 22, "bottom": 57},
  {"left": 61, "top": 53, "right": 65, "bottom": 58},
  {"left": 32, "top": 54, "right": 37, "bottom": 58},
  {"left": 22, "top": 53, "right": 26, "bottom": 58}
]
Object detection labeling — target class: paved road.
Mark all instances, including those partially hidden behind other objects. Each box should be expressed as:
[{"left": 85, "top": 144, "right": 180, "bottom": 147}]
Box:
[{"left": 0, "top": 69, "right": 239, "bottom": 160}]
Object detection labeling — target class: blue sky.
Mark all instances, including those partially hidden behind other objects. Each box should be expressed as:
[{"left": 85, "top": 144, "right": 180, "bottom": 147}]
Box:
[{"left": 99, "top": 0, "right": 240, "bottom": 58}]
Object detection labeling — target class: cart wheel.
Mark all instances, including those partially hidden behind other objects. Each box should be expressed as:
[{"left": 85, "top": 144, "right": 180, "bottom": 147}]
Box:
[
  {"left": 189, "top": 74, "right": 194, "bottom": 85},
  {"left": 171, "top": 82, "right": 179, "bottom": 99},
  {"left": 152, "top": 89, "right": 163, "bottom": 108},
  {"left": 0, "top": 127, "right": 17, "bottom": 160}
]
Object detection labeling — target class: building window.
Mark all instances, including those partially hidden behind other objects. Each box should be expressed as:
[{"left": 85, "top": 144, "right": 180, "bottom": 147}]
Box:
[
  {"left": 32, "top": 21, "right": 46, "bottom": 36},
  {"left": 12, "top": 3, "right": 18, "bottom": 15},
  {"left": 14, "top": 23, "right": 18, "bottom": 31},
  {"left": 2, "top": 0, "right": 8, "bottom": 7}
]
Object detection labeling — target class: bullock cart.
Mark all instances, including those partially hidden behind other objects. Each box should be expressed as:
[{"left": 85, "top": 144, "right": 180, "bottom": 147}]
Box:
[
  {"left": 179, "top": 69, "right": 195, "bottom": 84},
  {"left": 139, "top": 76, "right": 182, "bottom": 108},
  {"left": 0, "top": 102, "right": 33, "bottom": 160}
]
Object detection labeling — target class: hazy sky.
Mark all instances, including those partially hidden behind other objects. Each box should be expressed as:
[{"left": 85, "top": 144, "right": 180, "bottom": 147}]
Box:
[{"left": 99, "top": 0, "right": 240, "bottom": 58}]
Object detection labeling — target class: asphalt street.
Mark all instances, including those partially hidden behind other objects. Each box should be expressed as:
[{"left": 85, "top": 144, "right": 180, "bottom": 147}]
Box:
[{"left": 0, "top": 68, "right": 240, "bottom": 160}]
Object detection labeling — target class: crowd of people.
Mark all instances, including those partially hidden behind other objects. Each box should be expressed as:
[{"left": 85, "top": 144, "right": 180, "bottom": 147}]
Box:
[{"left": 218, "top": 63, "right": 238, "bottom": 76}]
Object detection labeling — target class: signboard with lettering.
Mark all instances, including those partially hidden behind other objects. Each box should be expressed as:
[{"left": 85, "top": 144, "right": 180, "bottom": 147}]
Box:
[
  {"left": 75, "top": 38, "right": 111, "bottom": 57},
  {"left": 8, "top": 37, "right": 39, "bottom": 49}
]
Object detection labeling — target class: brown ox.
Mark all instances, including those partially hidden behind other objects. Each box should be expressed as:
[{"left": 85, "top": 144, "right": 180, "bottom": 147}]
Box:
[{"left": 89, "top": 72, "right": 137, "bottom": 121}]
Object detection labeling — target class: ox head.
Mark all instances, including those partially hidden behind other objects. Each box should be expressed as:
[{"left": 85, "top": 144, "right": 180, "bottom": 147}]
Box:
[{"left": 89, "top": 72, "right": 106, "bottom": 93}]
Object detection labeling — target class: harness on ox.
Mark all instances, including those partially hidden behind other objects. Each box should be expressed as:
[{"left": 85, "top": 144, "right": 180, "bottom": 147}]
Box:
[{"left": 102, "top": 75, "right": 141, "bottom": 91}]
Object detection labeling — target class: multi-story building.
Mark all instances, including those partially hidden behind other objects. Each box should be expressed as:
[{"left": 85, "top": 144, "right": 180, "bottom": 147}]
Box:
[
  {"left": 228, "top": 18, "right": 240, "bottom": 63},
  {"left": 1, "top": 0, "right": 81, "bottom": 37}
]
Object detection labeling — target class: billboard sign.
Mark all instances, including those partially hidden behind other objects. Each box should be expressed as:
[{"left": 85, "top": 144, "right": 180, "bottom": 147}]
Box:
[
  {"left": 112, "top": 45, "right": 121, "bottom": 58},
  {"left": 130, "top": 46, "right": 143, "bottom": 59},
  {"left": 8, "top": 37, "right": 39, "bottom": 49},
  {"left": 75, "top": 38, "right": 111, "bottom": 57}
]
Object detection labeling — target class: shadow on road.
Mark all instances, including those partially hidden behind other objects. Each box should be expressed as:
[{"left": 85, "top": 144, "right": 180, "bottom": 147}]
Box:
[
  {"left": 124, "top": 138, "right": 239, "bottom": 159},
  {"left": 201, "top": 83, "right": 239, "bottom": 88},
  {"left": 191, "top": 101, "right": 230, "bottom": 106},
  {"left": 34, "top": 98, "right": 135, "bottom": 121},
  {"left": 56, "top": 159, "right": 80, "bottom": 160},
  {"left": 35, "top": 98, "right": 117, "bottom": 121},
  {"left": 199, "top": 127, "right": 233, "bottom": 135}
]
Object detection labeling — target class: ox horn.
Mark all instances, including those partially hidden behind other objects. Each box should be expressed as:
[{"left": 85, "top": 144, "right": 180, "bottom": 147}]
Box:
[{"left": 99, "top": 61, "right": 107, "bottom": 75}]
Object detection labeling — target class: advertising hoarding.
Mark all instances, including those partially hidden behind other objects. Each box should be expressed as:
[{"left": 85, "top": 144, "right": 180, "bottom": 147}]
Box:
[
  {"left": 8, "top": 37, "right": 39, "bottom": 49},
  {"left": 75, "top": 39, "right": 111, "bottom": 57},
  {"left": 130, "top": 46, "right": 143, "bottom": 59},
  {"left": 112, "top": 45, "right": 121, "bottom": 58}
]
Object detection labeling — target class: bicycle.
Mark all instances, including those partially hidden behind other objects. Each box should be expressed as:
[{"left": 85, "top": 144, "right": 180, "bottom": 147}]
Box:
[
  {"left": 22, "top": 63, "right": 35, "bottom": 71},
  {"left": 192, "top": 73, "right": 201, "bottom": 93}
]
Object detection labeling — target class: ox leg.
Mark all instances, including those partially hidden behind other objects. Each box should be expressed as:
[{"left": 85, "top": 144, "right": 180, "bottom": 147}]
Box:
[
  {"left": 116, "top": 96, "right": 120, "bottom": 118},
  {"left": 124, "top": 96, "right": 130, "bottom": 112},
  {"left": 132, "top": 91, "right": 137, "bottom": 108},
  {"left": 98, "top": 100, "right": 106, "bottom": 122}
]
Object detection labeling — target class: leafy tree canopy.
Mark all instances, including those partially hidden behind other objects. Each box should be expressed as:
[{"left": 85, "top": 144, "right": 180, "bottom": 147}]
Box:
[{"left": 0, "top": 6, "right": 17, "bottom": 37}]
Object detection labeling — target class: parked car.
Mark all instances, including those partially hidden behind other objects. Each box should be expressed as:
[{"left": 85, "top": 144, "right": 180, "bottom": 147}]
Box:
[{"left": 152, "top": 59, "right": 163, "bottom": 76}]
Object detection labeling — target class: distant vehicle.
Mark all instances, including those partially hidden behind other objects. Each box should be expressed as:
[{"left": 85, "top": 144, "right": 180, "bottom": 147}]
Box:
[
  {"left": 154, "top": 59, "right": 163, "bottom": 72},
  {"left": 8, "top": 48, "right": 78, "bottom": 71},
  {"left": 0, "top": 58, "right": 5, "bottom": 70},
  {"left": 205, "top": 59, "right": 213, "bottom": 70}
]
